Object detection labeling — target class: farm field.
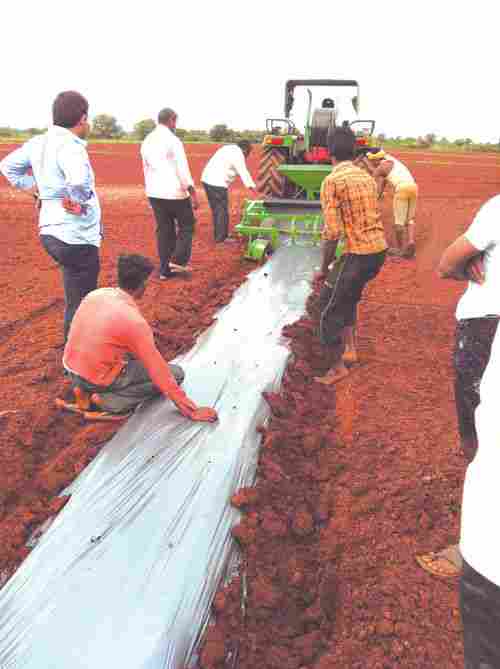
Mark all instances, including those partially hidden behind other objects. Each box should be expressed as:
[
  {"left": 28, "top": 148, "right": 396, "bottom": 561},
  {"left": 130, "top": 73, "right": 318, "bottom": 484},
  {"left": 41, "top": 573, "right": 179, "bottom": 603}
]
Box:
[{"left": 0, "top": 143, "right": 499, "bottom": 667}]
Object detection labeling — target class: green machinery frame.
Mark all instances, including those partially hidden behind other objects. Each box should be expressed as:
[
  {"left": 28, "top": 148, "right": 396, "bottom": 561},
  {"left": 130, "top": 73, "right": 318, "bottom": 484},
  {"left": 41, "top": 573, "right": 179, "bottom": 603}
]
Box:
[
  {"left": 236, "top": 199, "right": 323, "bottom": 260},
  {"left": 235, "top": 161, "right": 333, "bottom": 261}
]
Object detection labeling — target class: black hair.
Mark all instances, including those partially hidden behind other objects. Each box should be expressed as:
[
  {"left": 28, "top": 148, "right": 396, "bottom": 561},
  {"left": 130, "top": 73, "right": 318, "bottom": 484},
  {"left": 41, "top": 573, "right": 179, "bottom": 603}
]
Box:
[
  {"left": 322, "top": 97, "right": 335, "bottom": 109},
  {"left": 118, "top": 254, "right": 154, "bottom": 291},
  {"left": 328, "top": 126, "right": 356, "bottom": 161},
  {"left": 158, "top": 108, "right": 177, "bottom": 124},
  {"left": 237, "top": 140, "right": 252, "bottom": 153},
  {"left": 52, "top": 91, "right": 89, "bottom": 129}
]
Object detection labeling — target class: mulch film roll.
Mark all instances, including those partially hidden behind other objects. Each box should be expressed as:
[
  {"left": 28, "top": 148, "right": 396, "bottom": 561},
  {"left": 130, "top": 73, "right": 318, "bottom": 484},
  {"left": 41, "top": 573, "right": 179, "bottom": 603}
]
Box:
[{"left": 0, "top": 244, "right": 319, "bottom": 668}]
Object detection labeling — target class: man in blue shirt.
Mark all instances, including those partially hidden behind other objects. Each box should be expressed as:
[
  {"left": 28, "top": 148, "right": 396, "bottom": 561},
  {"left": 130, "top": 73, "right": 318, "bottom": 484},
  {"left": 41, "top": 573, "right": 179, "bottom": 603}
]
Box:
[{"left": 0, "top": 91, "right": 101, "bottom": 340}]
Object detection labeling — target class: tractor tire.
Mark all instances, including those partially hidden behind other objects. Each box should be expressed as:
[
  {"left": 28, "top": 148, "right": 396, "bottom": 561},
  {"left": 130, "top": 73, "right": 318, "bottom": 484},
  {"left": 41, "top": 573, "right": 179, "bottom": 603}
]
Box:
[{"left": 257, "top": 148, "right": 287, "bottom": 198}]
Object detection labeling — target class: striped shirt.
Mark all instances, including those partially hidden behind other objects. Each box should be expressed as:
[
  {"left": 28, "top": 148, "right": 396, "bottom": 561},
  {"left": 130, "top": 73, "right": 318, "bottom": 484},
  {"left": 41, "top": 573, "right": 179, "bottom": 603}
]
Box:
[{"left": 320, "top": 161, "right": 387, "bottom": 255}]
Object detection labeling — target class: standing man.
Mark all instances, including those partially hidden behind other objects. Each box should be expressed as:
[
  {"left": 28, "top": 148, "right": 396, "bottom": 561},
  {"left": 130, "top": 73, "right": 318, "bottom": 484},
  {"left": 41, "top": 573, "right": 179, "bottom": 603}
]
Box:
[
  {"left": 416, "top": 194, "right": 500, "bottom": 578},
  {"left": 141, "top": 108, "right": 198, "bottom": 279},
  {"left": 460, "top": 325, "right": 500, "bottom": 669},
  {"left": 363, "top": 150, "right": 418, "bottom": 258},
  {"left": 314, "top": 128, "right": 387, "bottom": 386},
  {"left": 0, "top": 91, "right": 101, "bottom": 341},
  {"left": 201, "top": 140, "right": 257, "bottom": 243},
  {"left": 62, "top": 253, "right": 218, "bottom": 423}
]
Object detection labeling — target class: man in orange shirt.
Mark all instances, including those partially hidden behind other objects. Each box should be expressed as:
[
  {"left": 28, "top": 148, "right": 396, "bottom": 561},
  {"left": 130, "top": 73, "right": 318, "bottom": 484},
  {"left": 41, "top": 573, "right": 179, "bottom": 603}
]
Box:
[
  {"left": 61, "top": 254, "right": 217, "bottom": 422},
  {"left": 314, "top": 128, "right": 387, "bottom": 386}
]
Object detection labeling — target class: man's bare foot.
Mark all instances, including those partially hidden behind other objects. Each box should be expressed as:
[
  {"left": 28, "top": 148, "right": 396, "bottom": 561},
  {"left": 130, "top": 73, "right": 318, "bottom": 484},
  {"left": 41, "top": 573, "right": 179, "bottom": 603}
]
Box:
[
  {"left": 314, "top": 366, "right": 350, "bottom": 385},
  {"left": 342, "top": 350, "right": 358, "bottom": 366}
]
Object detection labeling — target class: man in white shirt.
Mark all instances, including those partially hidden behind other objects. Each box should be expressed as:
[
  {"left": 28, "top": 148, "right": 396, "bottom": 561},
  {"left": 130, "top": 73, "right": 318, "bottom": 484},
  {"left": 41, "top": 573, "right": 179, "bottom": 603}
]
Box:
[
  {"left": 140, "top": 108, "right": 198, "bottom": 279},
  {"left": 416, "top": 194, "right": 500, "bottom": 578},
  {"left": 362, "top": 150, "right": 418, "bottom": 258},
  {"left": 0, "top": 91, "right": 101, "bottom": 340},
  {"left": 460, "top": 323, "right": 500, "bottom": 668},
  {"left": 201, "top": 140, "right": 257, "bottom": 243}
]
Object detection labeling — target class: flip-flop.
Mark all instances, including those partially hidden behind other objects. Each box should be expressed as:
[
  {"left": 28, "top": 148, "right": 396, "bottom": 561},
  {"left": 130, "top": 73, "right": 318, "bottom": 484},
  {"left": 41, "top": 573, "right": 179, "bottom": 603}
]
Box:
[
  {"left": 55, "top": 398, "right": 131, "bottom": 422},
  {"left": 415, "top": 545, "right": 463, "bottom": 578},
  {"left": 314, "top": 368, "right": 350, "bottom": 386},
  {"left": 169, "top": 262, "right": 192, "bottom": 273}
]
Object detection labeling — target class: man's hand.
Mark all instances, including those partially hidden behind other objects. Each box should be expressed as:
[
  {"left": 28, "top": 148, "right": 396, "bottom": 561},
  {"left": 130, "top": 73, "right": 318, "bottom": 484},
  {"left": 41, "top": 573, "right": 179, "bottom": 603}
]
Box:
[
  {"left": 175, "top": 396, "right": 218, "bottom": 423},
  {"left": 62, "top": 197, "right": 86, "bottom": 216},
  {"left": 188, "top": 187, "right": 199, "bottom": 210},
  {"left": 31, "top": 187, "right": 41, "bottom": 211},
  {"left": 313, "top": 271, "right": 327, "bottom": 282},
  {"left": 465, "top": 254, "right": 485, "bottom": 284},
  {"left": 189, "top": 407, "right": 218, "bottom": 423}
]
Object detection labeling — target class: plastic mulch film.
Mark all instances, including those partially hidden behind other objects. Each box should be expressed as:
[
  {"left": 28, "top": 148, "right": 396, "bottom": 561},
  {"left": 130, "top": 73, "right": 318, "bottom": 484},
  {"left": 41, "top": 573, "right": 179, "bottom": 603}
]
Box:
[{"left": 0, "top": 244, "right": 320, "bottom": 669}]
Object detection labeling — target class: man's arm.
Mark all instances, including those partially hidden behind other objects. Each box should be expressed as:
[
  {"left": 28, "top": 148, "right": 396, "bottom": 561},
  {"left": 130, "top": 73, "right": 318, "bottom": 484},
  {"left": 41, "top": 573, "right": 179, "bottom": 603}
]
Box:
[
  {"left": 373, "top": 160, "right": 393, "bottom": 199},
  {"left": 57, "top": 143, "right": 94, "bottom": 204},
  {"left": 0, "top": 143, "right": 36, "bottom": 191},
  {"left": 438, "top": 235, "right": 484, "bottom": 282},
  {"left": 234, "top": 149, "right": 257, "bottom": 190},
  {"left": 316, "top": 178, "right": 340, "bottom": 279},
  {"left": 173, "top": 139, "right": 199, "bottom": 208},
  {"left": 129, "top": 323, "right": 217, "bottom": 422}
]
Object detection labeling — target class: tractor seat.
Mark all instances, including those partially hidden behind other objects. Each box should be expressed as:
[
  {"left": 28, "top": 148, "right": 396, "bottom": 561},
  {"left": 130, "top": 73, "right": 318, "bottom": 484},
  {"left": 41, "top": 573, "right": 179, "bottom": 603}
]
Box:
[{"left": 310, "top": 109, "right": 336, "bottom": 148}]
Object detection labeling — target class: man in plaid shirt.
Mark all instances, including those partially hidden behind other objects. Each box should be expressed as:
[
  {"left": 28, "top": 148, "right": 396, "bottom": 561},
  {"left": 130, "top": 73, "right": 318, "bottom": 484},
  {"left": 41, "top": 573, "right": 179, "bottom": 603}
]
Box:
[{"left": 315, "top": 127, "right": 387, "bottom": 385}]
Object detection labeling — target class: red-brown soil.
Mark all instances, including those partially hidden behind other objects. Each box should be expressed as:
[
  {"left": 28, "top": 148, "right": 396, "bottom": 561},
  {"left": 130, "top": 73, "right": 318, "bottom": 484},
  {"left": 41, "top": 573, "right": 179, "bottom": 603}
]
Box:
[{"left": 1, "top": 143, "right": 499, "bottom": 667}]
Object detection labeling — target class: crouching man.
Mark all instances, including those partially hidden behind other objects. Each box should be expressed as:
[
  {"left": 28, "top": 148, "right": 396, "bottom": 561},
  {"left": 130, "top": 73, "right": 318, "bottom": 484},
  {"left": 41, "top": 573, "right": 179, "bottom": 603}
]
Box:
[{"left": 61, "top": 253, "right": 217, "bottom": 422}]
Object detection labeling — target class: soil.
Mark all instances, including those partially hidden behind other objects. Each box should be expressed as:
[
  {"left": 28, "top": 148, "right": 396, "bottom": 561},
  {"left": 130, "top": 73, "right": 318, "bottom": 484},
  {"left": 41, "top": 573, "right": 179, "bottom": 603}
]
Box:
[{"left": 1, "top": 143, "right": 499, "bottom": 667}]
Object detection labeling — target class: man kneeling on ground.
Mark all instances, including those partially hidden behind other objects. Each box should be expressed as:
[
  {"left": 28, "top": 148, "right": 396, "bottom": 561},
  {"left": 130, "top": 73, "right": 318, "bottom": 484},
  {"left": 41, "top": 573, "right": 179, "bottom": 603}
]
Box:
[{"left": 62, "top": 253, "right": 218, "bottom": 422}]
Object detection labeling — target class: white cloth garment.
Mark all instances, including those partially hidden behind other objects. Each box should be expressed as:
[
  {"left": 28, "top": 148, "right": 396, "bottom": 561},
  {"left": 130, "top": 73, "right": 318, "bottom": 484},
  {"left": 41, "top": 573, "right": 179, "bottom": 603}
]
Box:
[
  {"left": 460, "top": 323, "right": 500, "bottom": 586},
  {"left": 455, "top": 195, "right": 500, "bottom": 320},
  {"left": 0, "top": 126, "right": 101, "bottom": 246},
  {"left": 201, "top": 145, "right": 255, "bottom": 190},
  {"left": 384, "top": 153, "right": 416, "bottom": 189},
  {"left": 140, "top": 125, "right": 194, "bottom": 200}
]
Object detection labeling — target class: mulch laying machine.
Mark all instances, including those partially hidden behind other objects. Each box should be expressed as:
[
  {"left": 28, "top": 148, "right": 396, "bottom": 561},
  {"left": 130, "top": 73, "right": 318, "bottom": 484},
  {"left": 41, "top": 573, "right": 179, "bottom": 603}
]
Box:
[{"left": 236, "top": 78, "right": 378, "bottom": 260}]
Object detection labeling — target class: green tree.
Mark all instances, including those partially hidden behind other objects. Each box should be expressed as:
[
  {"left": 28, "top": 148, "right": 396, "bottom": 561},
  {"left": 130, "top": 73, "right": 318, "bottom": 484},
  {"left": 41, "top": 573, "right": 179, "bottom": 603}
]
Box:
[
  {"left": 209, "top": 124, "right": 233, "bottom": 142},
  {"left": 24, "top": 127, "right": 46, "bottom": 136},
  {"left": 134, "top": 118, "right": 156, "bottom": 140},
  {"left": 91, "top": 114, "right": 123, "bottom": 139}
]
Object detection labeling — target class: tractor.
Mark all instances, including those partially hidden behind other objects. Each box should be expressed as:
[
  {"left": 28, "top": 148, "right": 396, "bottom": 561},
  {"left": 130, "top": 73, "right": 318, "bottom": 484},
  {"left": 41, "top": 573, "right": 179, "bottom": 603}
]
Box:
[{"left": 236, "top": 79, "right": 378, "bottom": 260}]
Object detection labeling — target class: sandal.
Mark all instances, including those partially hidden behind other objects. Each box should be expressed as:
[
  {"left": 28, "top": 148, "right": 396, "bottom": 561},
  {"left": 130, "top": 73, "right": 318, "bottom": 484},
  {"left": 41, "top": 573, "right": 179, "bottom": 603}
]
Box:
[
  {"left": 415, "top": 545, "right": 463, "bottom": 578},
  {"left": 55, "top": 398, "right": 132, "bottom": 422}
]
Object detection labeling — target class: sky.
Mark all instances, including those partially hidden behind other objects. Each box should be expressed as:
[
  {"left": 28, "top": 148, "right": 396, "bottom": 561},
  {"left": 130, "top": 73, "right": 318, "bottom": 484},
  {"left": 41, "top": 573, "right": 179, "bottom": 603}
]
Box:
[{"left": 2, "top": 0, "right": 498, "bottom": 142}]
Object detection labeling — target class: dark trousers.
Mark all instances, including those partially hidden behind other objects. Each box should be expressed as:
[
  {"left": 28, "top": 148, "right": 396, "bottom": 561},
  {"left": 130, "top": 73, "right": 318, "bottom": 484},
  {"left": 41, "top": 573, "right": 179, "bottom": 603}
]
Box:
[
  {"left": 461, "top": 560, "right": 500, "bottom": 669},
  {"left": 453, "top": 317, "right": 499, "bottom": 460},
  {"left": 40, "top": 234, "right": 100, "bottom": 341},
  {"left": 68, "top": 359, "right": 185, "bottom": 414},
  {"left": 202, "top": 182, "right": 229, "bottom": 242},
  {"left": 319, "top": 251, "right": 386, "bottom": 361},
  {"left": 148, "top": 197, "right": 195, "bottom": 276}
]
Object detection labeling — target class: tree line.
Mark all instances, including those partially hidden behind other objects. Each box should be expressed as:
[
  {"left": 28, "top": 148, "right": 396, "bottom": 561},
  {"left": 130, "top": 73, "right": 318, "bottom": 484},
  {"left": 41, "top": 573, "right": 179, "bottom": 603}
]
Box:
[
  {"left": 0, "top": 116, "right": 265, "bottom": 143},
  {"left": 0, "top": 117, "right": 499, "bottom": 151}
]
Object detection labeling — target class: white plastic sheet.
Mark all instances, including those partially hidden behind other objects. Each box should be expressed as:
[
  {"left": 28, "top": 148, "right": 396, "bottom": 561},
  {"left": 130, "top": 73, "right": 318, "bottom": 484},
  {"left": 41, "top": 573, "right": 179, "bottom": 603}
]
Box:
[{"left": 0, "top": 244, "right": 320, "bottom": 668}]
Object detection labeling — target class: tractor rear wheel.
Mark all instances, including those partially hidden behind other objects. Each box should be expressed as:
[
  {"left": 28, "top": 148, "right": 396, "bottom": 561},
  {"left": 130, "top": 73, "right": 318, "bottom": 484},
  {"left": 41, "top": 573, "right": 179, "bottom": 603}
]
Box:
[{"left": 257, "top": 147, "right": 287, "bottom": 198}]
